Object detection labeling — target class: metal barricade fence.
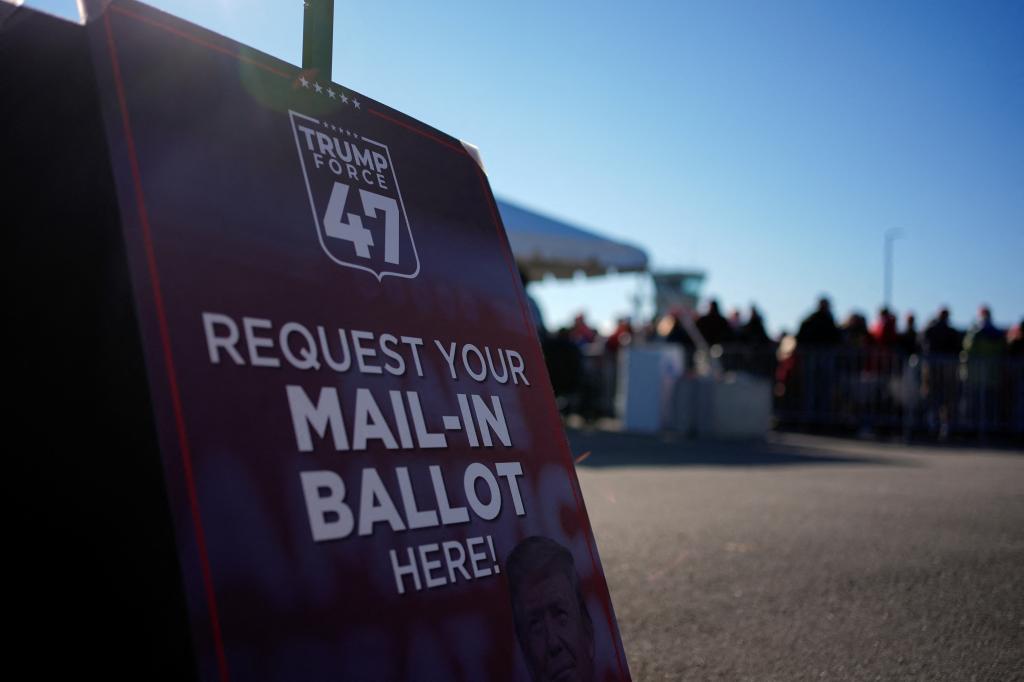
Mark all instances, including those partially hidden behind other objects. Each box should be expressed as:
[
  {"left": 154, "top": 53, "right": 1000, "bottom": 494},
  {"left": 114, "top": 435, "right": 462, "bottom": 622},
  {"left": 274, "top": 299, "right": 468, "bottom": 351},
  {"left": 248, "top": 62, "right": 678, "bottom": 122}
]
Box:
[
  {"left": 764, "top": 347, "right": 1024, "bottom": 439},
  {"left": 550, "top": 340, "right": 1024, "bottom": 440}
]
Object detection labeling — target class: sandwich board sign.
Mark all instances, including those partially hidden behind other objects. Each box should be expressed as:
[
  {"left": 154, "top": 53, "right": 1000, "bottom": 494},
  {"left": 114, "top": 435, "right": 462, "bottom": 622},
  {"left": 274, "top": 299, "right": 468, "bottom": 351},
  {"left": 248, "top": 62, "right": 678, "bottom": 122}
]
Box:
[{"left": 7, "top": 1, "right": 630, "bottom": 679}]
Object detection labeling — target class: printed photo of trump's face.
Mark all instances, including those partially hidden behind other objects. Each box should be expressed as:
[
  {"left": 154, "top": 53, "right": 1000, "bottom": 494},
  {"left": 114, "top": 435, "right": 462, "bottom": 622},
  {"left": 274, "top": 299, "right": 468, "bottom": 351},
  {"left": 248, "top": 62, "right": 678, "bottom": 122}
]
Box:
[{"left": 506, "top": 536, "right": 595, "bottom": 682}]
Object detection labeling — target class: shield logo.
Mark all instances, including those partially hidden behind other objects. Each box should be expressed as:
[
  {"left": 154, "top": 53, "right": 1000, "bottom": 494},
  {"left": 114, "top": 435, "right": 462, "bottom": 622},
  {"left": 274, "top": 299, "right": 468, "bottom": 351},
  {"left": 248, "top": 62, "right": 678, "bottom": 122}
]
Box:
[{"left": 289, "top": 110, "right": 420, "bottom": 280}]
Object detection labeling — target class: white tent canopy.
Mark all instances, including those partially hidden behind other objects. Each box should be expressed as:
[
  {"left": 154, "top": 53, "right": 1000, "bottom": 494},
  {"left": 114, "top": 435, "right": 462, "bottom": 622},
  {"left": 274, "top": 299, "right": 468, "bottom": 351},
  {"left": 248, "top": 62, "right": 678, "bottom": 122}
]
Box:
[{"left": 497, "top": 199, "right": 648, "bottom": 281}]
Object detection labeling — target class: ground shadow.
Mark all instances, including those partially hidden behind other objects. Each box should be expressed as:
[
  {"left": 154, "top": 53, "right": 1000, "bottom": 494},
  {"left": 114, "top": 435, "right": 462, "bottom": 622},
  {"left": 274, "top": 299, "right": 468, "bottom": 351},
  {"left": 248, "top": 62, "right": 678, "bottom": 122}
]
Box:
[
  {"left": 567, "top": 427, "right": 908, "bottom": 468},
  {"left": 774, "top": 425, "right": 1024, "bottom": 453}
]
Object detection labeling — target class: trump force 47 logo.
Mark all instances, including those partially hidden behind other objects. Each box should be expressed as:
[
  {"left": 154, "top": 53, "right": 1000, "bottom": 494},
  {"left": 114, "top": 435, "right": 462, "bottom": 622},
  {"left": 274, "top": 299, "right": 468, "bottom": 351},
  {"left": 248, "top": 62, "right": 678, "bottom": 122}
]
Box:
[{"left": 289, "top": 110, "right": 420, "bottom": 280}]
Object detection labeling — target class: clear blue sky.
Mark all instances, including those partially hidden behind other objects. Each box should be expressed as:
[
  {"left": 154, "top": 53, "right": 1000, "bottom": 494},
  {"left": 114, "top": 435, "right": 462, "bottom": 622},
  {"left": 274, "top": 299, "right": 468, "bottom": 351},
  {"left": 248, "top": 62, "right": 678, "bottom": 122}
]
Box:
[{"left": 32, "top": 0, "right": 1024, "bottom": 335}]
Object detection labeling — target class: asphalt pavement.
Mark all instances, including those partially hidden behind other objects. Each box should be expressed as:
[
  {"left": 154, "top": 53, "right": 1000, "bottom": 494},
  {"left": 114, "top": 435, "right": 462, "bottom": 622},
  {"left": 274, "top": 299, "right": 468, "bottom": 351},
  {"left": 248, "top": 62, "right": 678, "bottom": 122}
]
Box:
[{"left": 570, "top": 428, "right": 1024, "bottom": 681}]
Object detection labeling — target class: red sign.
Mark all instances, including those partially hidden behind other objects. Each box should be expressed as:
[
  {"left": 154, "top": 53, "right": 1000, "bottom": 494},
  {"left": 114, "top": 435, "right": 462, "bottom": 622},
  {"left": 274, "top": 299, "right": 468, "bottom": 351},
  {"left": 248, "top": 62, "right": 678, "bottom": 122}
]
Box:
[{"left": 88, "top": 2, "right": 629, "bottom": 679}]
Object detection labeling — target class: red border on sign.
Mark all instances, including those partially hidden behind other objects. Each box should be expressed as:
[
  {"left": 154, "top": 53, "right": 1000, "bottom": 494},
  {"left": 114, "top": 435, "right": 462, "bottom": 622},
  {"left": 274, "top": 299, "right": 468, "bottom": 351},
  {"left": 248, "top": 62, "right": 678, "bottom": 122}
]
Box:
[{"left": 102, "top": 4, "right": 627, "bottom": 680}]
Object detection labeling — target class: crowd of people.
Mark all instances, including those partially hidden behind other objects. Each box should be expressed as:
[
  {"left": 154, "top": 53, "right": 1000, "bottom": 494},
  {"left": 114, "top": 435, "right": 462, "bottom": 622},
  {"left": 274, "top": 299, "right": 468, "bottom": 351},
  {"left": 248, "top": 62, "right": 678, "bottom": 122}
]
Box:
[
  {"left": 772, "top": 299, "right": 1023, "bottom": 439},
  {"left": 784, "top": 298, "right": 1022, "bottom": 360},
  {"left": 646, "top": 296, "right": 1023, "bottom": 365},
  {"left": 526, "top": 276, "right": 1023, "bottom": 439}
]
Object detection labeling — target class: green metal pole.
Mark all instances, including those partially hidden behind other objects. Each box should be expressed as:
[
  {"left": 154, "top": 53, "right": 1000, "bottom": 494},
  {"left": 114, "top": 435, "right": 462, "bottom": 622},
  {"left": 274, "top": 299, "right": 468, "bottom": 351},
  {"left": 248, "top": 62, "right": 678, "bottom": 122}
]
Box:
[{"left": 302, "top": 0, "right": 334, "bottom": 79}]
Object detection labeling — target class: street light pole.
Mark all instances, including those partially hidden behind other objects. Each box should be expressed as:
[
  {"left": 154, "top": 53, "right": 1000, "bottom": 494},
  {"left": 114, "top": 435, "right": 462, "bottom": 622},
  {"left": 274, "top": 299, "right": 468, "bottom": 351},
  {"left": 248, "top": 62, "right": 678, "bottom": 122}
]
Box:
[
  {"left": 883, "top": 228, "right": 904, "bottom": 309},
  {"left": 302, "top": 0, "right": 335, "bottom": 79}
]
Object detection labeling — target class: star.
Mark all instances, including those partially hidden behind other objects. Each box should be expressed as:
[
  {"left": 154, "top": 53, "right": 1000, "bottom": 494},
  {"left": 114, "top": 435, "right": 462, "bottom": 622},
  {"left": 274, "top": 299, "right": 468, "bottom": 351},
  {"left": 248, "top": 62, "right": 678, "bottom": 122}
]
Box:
[
  {"left": 340, "top": 92, "right": 349, "bottom": 104},
  {"left": 327, "top": 88, "right": 336, "bottom": 99},
  {"left": 298, "top": 76, "right": 309, "bottom": 88},
  {"left": 352, "top": 98, "right": 361, "bottom": 109},
  {"left": 313, "top": 82, "right": 323, "bottom": 93}
]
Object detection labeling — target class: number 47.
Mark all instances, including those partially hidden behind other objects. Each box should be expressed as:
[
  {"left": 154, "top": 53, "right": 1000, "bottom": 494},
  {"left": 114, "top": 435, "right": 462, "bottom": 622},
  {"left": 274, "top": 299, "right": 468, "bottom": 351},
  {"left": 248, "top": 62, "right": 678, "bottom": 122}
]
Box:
[{"left": 322, "top": 181, "right": 401, "bottom": 264}]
